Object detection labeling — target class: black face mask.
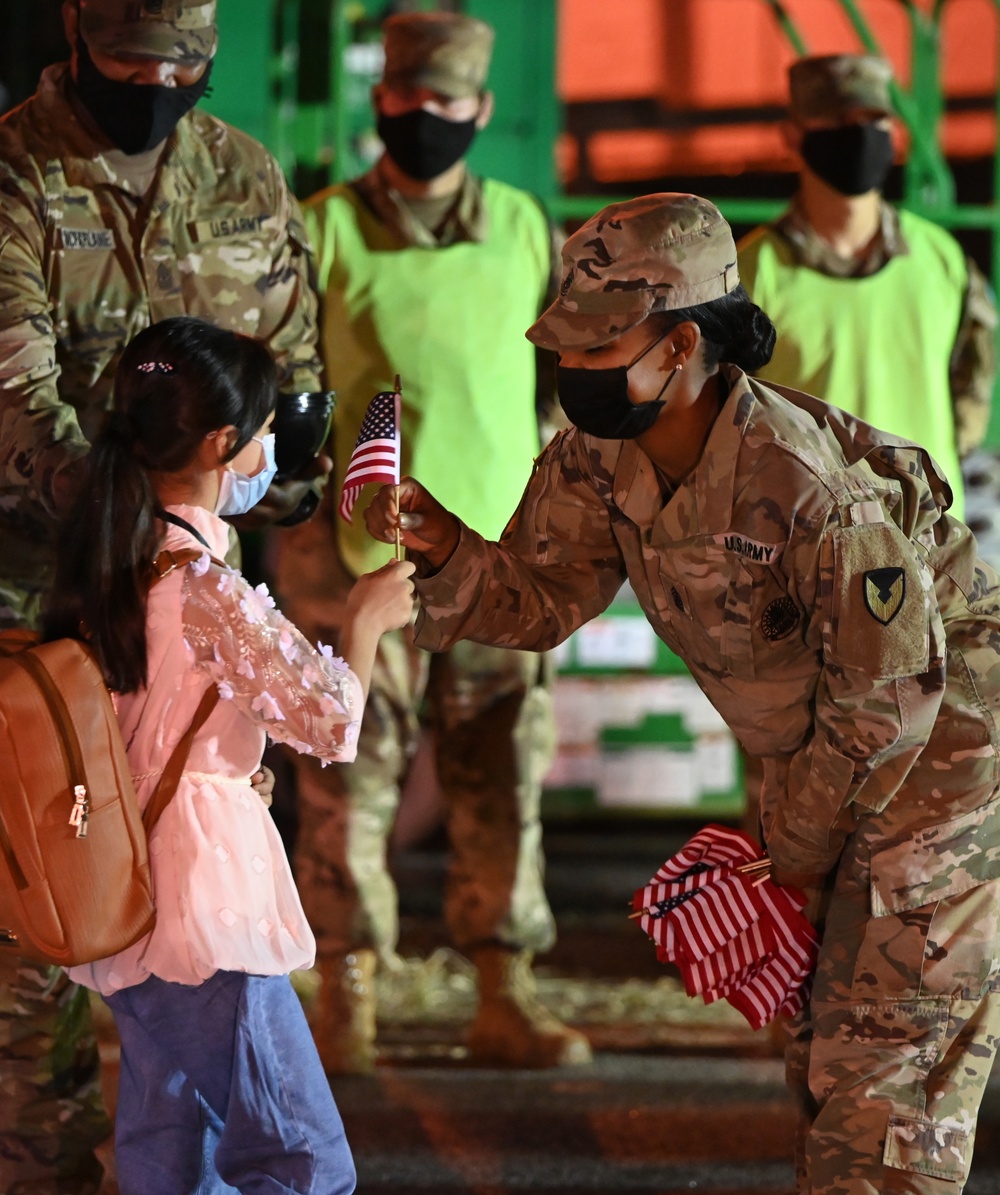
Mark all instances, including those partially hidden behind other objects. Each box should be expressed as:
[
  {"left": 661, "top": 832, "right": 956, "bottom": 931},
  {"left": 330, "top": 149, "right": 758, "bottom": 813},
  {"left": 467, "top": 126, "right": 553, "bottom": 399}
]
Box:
[
  {"left": 800, "top": 122, "right": 894, "bottom": 197},
  {"left": 557, "top": 331, "right": 677, "bottom": 440},
  {"left": 74, "top": 37, "right": 212, "bottom": 155},
  {"left": 376, "top": 108, "right": 478, "bottom": 181}
]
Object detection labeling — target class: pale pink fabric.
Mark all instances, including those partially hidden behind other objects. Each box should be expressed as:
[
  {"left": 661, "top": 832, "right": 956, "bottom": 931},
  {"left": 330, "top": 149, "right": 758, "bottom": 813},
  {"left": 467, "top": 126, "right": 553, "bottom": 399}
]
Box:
[{"left": 69, "top": 504, "right": 364, "bottom": 996}]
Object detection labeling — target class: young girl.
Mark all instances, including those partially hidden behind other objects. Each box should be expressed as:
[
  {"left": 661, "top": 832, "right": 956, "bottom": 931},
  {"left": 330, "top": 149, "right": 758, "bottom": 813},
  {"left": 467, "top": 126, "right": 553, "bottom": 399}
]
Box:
[{"left": 43, "top": 315, "right": 415, "bottom": 1195}]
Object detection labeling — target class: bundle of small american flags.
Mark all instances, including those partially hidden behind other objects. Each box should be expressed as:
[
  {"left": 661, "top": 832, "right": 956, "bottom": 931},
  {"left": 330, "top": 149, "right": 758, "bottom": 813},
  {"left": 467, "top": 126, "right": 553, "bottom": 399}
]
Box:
[{"left": 631, "top": 824, "right": 819, "bottom": 1030}]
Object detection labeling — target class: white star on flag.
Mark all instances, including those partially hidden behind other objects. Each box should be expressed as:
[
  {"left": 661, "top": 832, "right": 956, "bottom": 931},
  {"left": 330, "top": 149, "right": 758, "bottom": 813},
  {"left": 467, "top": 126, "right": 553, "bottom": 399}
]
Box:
[{"left": 338, "top": 387, "right": 401, "bottom": 523}]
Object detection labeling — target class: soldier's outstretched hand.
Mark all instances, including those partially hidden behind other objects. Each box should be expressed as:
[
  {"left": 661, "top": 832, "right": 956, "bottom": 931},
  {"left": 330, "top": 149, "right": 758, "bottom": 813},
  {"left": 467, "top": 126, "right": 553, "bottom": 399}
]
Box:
[{"left": 366, "top": 477, "right": 461, "bottom": 569}]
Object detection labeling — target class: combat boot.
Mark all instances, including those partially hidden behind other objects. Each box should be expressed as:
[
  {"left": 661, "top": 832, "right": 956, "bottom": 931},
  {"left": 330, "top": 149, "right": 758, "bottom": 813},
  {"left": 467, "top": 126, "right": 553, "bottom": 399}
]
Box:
[
  {"left": 311, "top": 949, "right": 378, "bottom": 1075},
  {"left": 468, "top": 946, "right": 593, "bottom": 1068}
]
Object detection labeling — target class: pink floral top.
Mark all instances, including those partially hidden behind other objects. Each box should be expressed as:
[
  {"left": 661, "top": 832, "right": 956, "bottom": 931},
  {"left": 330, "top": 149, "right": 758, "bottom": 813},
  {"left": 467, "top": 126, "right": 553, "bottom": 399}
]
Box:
[{"left": 69, "top": 504, "right": 365, "bottom": 995}]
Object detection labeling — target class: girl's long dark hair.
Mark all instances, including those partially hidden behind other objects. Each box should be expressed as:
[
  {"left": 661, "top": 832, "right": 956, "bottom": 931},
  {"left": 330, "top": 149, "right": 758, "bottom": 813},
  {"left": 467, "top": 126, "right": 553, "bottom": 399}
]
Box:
[{"left": 43, "top": 316, "right": 277, "bottom": 693}]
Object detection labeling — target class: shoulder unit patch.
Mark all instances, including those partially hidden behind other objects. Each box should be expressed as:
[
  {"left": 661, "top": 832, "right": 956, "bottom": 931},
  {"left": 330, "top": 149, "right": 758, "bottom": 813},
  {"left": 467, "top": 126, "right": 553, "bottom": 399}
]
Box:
[{"left": 863, "top": 567, "right": 905, "bottom": 625}]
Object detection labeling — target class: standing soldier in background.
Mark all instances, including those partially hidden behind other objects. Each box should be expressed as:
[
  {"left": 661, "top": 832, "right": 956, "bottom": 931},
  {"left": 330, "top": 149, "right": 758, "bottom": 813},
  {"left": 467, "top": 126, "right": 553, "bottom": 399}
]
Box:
[
  {"left": 278, "top": 11, "right": 589, "bottom": 1074},
  {"left": 0, "top": 1, "right": 324, "bottom": 1189},
  {"left": 738, "top": 53, "right": 997, "bottom": 522}
]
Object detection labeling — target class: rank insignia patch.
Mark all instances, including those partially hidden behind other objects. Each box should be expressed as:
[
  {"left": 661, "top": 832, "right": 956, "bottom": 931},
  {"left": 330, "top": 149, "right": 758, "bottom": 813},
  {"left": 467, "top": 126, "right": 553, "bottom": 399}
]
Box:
[
  {"left": 863, "top": 567, "right": 905, "bottom": 625},
  {"left": 760, "top": 596, "right": 800, "bottom": 641}
]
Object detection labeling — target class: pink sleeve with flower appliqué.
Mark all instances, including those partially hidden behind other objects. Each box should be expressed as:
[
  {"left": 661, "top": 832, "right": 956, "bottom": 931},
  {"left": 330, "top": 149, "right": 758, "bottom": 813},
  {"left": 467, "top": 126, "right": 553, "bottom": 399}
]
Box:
[{"left": 180, "top": 554, "right": 364, "bottom": 764}]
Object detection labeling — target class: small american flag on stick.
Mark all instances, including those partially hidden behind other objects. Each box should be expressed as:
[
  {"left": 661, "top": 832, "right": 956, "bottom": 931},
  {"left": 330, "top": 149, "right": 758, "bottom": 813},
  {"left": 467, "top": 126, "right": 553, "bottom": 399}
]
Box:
[{"left": 338, "top": 380, "right": 401, "bottom": 524}]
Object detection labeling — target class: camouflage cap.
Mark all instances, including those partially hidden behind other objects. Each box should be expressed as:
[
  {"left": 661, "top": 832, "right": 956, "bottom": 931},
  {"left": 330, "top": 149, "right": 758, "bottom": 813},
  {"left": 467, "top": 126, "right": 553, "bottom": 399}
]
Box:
[
  {"left": 78, "top": 0, "right": 218, "bottom": 64},
  {"left": 382, "top": 12, "right": 494, "bottom": 100},
  {"left": 526, "top": 193, "right": 740, "bottom": 351},
  {"left": 788, "top": 54, "right": 894, "bottom": 122}
]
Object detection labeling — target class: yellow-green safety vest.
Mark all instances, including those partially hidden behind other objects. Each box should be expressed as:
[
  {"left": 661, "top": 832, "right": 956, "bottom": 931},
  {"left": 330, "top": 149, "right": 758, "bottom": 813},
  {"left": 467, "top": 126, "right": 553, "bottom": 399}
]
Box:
[
  {"left": 738, "top": 209, "right": 968, "bottom": 519},
  {"left": 304, "top": 178, "right": 551, "bottom": 576}
]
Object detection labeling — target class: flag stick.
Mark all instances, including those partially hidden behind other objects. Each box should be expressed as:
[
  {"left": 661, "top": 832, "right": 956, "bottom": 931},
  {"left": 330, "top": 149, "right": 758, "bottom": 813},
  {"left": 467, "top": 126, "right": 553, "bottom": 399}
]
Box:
[
  {"left": 393, "top": 374, "right": 403, "bottom": 562},
  {"left": 628, "top": 856, "right": 772, "bottom": 918}
]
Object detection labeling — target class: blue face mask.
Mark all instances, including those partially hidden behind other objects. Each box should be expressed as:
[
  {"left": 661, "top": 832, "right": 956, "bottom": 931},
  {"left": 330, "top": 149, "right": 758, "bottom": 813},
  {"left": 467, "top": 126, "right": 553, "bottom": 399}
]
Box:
[{"left": 215, "top": 434, "right": 277, "bottom": 517}]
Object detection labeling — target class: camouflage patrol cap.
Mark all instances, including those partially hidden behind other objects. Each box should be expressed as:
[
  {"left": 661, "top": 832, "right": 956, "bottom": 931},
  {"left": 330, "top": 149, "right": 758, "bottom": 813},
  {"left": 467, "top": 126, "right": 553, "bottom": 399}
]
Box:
[
  {"left": 382, "top": 12, "right": 494, "bottom": 99},
  {"left": 527, "top": 193, "right": 740, "bottom": 351},
  {"left": 789, "top": 54, "right": 894, "bottom": 122},
  {"left": 78, "top": 0, "right": 218, "bottom": 64}
]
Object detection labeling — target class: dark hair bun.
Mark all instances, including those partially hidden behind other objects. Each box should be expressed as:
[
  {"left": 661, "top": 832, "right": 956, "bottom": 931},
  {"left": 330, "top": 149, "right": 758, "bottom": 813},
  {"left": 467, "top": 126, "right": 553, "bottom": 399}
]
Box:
[{"left": 726, "top": 304, "right": 776, "bottom": 373}]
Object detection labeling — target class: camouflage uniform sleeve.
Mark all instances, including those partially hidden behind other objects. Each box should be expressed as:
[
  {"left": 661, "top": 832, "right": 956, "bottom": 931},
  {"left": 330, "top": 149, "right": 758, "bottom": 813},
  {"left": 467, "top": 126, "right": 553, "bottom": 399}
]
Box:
[
  {"left": 0, "top": 204, "right": 90, "bottom": 518},
  {"left": 414, "top": 430, "right": 626, "bottom": 651},
  {"left": 257, "top": 163, "right": 322, "bottom": 393},
  {"left": 766, "top": 506, "right": 947, "bottom": 877},
  {"left": 950, "top": 257, "right": 997, "bottom": 458}
]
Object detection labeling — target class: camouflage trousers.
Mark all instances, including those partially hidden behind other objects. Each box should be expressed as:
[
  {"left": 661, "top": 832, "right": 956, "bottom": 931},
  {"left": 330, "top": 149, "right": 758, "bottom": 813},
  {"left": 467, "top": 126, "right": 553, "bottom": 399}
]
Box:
[
  {"left": 290, "top": 616, "right": 558, "bottom": 959},
  {"left": 0, "top": 578, "right": 43, "bottom": 635},
  {"left": 784, "top": 827, "right": 1000, "bottom": 1194},
  {"left": 0, "top": 955, "right": 110, "bottom": 1195}
]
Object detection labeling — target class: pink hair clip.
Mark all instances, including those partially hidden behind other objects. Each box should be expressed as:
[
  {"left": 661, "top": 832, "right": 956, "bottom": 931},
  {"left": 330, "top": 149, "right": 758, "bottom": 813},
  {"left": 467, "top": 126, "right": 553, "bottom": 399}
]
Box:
[{"left": 137, "top": 361, "right": 175, "bottom": 374}]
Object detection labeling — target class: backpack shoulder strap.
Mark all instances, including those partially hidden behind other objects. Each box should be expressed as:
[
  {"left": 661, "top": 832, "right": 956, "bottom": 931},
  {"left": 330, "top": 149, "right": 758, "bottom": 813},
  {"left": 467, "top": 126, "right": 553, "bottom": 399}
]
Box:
[
  {"left": 142, "top": 684, "right": 220, "bottom": 834},
  {"left": 150, "top": 547, "right": 227, "bottom": 583},
  {"left": 142, "top": 546, "right": 226, "bottom": 831}
]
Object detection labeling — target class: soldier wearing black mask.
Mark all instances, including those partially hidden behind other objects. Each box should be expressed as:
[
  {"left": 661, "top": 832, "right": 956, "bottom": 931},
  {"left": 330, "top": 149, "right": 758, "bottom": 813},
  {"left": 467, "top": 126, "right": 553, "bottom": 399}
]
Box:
[
  {"left": 736, "top": 52, "right": 997, "bottom": 917},
  {"left": 278, "top": 11, "right": 584, "bottom": 1079},
  {"left": 72, "top": 34, "right": 213, "bottom": 155},
  {"left": 69, "top": 0, "right": 215, "bottom": 158},
  {"left": 0, "top": 2, "right": 329, "bottom": 1190},
  {"left": 739, "top": 54, "right": 996, "bottom": 525}
]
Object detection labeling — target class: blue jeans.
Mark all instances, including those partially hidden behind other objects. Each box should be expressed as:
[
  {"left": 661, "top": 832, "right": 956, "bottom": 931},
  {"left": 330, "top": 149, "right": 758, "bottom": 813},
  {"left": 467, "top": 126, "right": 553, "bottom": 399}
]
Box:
[{"left": 105, "top": 971, "right": 356, "bottom": 1195}]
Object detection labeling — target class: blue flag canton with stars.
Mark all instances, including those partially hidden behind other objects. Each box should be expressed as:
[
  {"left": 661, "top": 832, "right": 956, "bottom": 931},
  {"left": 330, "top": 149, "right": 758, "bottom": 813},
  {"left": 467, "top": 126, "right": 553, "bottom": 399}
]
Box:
[{"left": 355, "top": 390, "right": 398, "bottom": 447}]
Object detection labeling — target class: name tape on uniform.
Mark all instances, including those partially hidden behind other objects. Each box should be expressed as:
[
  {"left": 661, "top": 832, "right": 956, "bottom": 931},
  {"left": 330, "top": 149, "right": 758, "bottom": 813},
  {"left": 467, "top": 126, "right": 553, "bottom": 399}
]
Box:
[
  {"left": 714, "top": 533, "right": 783, "bottom": 565},
  {"left": 188, "top": 215, "right": 274, "bottom": 242},
  {"left": 61, "top": 228, "right": 115, "bottom": 251}
]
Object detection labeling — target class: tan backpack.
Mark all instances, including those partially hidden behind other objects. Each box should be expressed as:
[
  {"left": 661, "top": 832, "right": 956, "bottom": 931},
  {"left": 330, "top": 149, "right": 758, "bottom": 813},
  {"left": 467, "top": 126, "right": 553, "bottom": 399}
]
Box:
[{"left": 0, "top": 548, "right": 219, "bottom": 967}]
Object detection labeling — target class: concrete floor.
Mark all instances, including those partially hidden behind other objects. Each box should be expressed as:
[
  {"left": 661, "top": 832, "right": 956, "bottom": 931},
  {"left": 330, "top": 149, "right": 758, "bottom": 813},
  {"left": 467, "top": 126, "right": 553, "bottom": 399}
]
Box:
[
  {"left": 334, "top": 1042, "right": 1000, "bottom": 1195},
  {"left": 335, "top": 1049, "right": 799, "bottom": 1194}
]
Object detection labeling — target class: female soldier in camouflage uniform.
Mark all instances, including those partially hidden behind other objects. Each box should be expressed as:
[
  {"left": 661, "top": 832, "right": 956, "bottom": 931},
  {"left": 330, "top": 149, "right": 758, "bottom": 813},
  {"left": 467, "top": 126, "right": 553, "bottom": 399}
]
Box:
[{"left": 364, "top": 192, "right": 1000, "bottom": 1194}]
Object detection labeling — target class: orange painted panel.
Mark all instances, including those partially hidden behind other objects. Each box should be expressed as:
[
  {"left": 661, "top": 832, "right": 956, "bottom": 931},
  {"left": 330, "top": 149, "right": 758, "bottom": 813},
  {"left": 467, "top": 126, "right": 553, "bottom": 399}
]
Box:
[
  {"left": 557, "top": 0, "right": 997, "bottom": 177},
  {"left": 941, "top": 0, "right": 998, "bottom": 95},
  {"left": 558, "top": 0, "right": 919, "bottom": 104},
  {"left": 656, "top": 0, "right": 793, "bottom": 110},
  {"left": 557, "top": 0, "right": 670, "bottom": 101},
  {"left": 586, "top": 125, "right": 791, "bottom": 183},
  {"left": 941, "top": 110, "right": 998, "bottom": 157},
  {"left": 771, "top": 0, "right": 911, "bottom": 80}
]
